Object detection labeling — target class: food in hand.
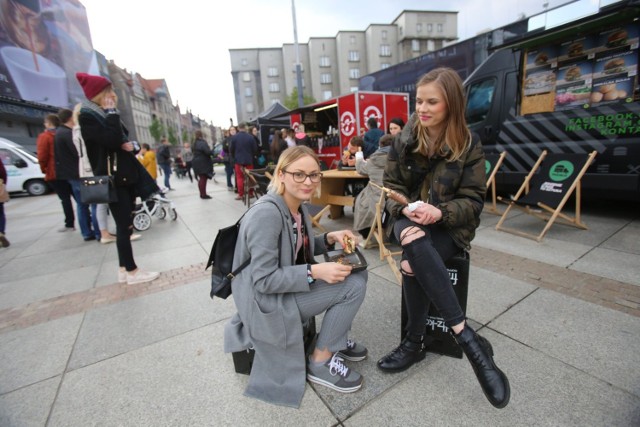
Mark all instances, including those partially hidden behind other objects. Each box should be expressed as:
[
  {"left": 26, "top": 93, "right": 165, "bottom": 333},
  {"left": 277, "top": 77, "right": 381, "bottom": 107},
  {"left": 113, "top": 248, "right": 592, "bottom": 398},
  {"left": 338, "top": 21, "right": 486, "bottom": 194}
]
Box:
[{"left": 343, "top": 235, "right": 355, "bottom": 254}]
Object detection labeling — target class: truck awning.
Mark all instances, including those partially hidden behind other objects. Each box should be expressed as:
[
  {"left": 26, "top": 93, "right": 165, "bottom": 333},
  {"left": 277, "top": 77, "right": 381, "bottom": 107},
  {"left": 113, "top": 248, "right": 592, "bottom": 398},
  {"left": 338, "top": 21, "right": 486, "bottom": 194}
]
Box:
[{"left": 270, "top": 100, "right": 337, "bottom": 119}]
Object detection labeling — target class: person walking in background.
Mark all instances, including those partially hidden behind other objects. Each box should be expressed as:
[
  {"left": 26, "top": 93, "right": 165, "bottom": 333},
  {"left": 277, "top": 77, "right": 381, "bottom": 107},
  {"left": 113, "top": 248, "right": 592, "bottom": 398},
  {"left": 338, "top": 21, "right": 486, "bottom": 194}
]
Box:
[
  {"left": 222, "top": 126, "right": 236, "bottom": 191},
  {"left": 363, "top": 116, "right": 385, "bottom": 158},
  {"left": 75, "top": 72, "right": 158, "bottom": 285},
  {"left": 191, "top": 130, "right": 213, "bottom": 199},
  {"left": 55, "top": 108, "right": 99, "bottom": 241},
  {"left": 353, "top": 134, "right": 393, "bottom": 239},
  {"left": 157, "top": 138, "right": 173, "bottom": 191},
  {"left": 224, "top": 146, "right": 368, "bottom": 407},
  {"left": 0, "top": 160, "right": 8, "bottom": 248},
  {"left": 182, "top": 142, "right": 194, "bottom": 183},
  {"left": 138, "top": 143, "right": 158, "bottom": 181},
  {"left": 230, "top": 122, "right": 257, "bottom": 201},
  {"left": 38, "top": 114, "right": 75, "bottom": 233},
  {"left": 387, "top": 117, "right": 405, "bottom": 136},
  {"left": 377, "top": 67, "right": 509, "bottom": 409}
]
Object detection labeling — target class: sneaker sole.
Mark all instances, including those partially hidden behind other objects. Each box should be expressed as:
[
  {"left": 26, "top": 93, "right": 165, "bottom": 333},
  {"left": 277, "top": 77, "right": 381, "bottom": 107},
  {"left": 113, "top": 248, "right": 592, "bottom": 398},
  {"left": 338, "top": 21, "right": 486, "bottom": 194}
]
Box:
[
  {"left": 306, "top": 374, "right": 362, "bottom": 393},
  {"left": 335, "top": 352, "right": 367, "bottom": 362},
  {"left": 126, "top": 274, "right": 159, "bottom": 285}
]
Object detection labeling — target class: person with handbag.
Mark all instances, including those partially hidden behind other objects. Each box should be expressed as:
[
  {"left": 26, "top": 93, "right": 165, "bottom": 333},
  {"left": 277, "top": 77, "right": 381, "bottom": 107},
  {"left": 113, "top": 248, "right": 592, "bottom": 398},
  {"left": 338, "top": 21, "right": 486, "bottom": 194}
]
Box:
[
  {"left": 75, "top": 72, "right": 159, "bottom": 285},
  {"left": 377, "top": 68, "right": 510, "bottom": 409},
  {"left": 224, "top": 145, "right": 368, "bottom": 408},
  {"left": 0, "top": 159, "right": 9, "bottom": 248}
]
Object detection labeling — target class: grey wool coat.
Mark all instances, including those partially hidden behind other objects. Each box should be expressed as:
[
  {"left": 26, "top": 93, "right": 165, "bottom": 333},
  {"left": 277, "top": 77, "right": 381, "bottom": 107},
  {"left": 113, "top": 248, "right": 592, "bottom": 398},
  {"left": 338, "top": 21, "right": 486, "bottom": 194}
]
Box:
[
  {"left": 223, "top": 192, "right": 326, "bottom": 408},
  {"left": 353, "top": 146, "right": 391, "bottom": 231}
]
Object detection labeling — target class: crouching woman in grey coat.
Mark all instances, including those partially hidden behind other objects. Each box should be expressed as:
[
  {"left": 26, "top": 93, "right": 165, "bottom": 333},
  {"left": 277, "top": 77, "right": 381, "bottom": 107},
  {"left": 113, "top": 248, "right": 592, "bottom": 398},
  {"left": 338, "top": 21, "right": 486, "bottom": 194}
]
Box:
[{"left": 224, "top": 146, "right": 368, "bottom": 408}]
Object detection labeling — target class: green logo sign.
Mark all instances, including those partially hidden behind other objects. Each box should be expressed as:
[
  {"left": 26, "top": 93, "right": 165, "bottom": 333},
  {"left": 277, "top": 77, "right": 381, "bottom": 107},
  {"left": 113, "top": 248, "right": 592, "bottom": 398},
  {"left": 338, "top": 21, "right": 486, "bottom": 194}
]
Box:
[
  {"left": 549, "top": 160, "right": 574, "bottom": 182},
  {"left": 485, "top": 159, "right": 491, "bottom": 175}
]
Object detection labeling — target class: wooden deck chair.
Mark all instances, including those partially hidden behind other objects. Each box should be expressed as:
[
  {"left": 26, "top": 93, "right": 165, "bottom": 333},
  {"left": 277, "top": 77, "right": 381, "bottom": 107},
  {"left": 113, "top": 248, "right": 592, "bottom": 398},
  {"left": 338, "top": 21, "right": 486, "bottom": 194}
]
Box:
[
  {"left": 484, "top": 151, "right": 507, "bottom": 215},
  {"left": 362, "top": 189, "right": 403, "bottom": 285},
  {"left": 305, "top": 203, "right": 331, "bottom": 233},
  {"left": 495, "top": 150, "right": 597, "bottom": 242}
]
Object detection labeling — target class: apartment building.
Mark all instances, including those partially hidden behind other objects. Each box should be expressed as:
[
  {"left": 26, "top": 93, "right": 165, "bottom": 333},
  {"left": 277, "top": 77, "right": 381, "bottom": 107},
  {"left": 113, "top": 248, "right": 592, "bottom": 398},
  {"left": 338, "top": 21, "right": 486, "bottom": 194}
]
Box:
[{"left": 230, "top": 10, "right": 457, "bottom": 123}]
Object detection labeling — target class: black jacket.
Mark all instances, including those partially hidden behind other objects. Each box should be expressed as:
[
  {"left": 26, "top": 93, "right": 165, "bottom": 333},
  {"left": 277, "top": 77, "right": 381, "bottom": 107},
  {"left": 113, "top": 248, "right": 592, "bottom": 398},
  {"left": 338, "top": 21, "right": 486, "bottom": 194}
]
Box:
[
  {"left": 192, "top": 138, "right": 213, "bottom": 175},
  {"left": 54, "top": 125, "right": 79, "bottom": 180}
]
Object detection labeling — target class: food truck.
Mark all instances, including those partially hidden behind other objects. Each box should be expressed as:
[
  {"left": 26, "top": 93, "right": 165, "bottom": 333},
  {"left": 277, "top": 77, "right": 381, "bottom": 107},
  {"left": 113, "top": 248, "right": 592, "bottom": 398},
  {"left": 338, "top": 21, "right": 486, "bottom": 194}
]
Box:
[{"left": 278, "top": 91, "right": 410, "bottom": 168}]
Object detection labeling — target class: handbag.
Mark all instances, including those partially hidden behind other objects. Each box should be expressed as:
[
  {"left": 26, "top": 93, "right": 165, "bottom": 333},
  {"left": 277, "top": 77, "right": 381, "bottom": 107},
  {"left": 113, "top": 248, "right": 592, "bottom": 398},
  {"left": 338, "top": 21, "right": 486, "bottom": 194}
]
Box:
[
  {"left": 0, "top": 178, "right": 9, "bottom": 203},
  {"left": 79, "top": 156, "right": 118, "bottom": 204}
]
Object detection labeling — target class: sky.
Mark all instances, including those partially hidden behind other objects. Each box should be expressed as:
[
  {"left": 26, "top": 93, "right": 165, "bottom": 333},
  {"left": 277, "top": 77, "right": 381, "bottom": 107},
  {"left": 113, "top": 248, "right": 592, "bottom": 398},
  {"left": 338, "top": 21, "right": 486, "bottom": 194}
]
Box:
[{"left": 79, "top": 0, "right": 571, "bottom": 127}]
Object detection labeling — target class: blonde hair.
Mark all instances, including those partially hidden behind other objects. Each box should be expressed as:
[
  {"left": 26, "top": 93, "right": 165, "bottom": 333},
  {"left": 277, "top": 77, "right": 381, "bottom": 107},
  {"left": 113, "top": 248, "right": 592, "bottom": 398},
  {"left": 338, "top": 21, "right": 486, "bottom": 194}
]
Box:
[
  {"left": 91, "top": 85, "right": 118, "bottom": 107},
  {"left": 268, "top": 146, "right": 320, "bottom": 195},
  {"left": 413, "top": 67, "right": 470, "bottom": 161}
]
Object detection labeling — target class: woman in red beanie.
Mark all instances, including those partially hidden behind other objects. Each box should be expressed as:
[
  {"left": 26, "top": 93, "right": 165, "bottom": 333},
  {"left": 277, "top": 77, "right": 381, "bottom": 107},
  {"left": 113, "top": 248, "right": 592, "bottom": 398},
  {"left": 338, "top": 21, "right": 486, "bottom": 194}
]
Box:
[{"left": 75, "top": 72, "right": 159, "bottom": 285}]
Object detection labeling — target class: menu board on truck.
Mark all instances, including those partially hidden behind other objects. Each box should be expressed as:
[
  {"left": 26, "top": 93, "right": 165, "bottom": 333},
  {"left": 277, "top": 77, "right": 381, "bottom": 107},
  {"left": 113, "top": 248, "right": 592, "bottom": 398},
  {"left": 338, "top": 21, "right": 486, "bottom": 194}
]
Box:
[{"left": 555, "top": 60, "right": 593, "bottom": 111}]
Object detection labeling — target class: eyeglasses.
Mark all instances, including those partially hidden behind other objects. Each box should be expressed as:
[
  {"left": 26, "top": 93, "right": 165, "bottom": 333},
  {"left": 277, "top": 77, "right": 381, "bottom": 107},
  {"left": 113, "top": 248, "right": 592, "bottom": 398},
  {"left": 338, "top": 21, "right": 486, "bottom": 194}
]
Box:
[{"left": 283, "top": 171, "right": 322, "bottom": 183}]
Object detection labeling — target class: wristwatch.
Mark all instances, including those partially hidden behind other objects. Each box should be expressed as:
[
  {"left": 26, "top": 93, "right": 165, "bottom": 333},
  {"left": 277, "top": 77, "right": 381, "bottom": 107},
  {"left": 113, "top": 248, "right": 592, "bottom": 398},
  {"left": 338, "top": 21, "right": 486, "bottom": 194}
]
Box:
[{"left": 306, "top": 264, "right": 315, "bottom": 284}]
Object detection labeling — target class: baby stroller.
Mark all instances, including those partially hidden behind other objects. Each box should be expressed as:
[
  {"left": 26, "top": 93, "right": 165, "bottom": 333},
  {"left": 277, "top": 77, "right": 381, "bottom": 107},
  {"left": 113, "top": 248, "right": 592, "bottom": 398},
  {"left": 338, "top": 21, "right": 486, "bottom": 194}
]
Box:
[{"left": 133, "top": 194, "right": 178, "bottom": 231}]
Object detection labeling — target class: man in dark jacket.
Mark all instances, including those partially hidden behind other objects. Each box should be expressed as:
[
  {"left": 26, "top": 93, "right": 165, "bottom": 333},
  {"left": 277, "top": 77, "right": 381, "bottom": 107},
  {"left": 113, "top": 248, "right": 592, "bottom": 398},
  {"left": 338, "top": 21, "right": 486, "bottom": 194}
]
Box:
[
  {"left": 55, "top": 108, "right": 98, "bottom": 241},
  {"left": 230, "top": 122, "right": 257, "bottom": 200},
  {"left": 363, "top": 116, "right": 385, "bottom": 158}
]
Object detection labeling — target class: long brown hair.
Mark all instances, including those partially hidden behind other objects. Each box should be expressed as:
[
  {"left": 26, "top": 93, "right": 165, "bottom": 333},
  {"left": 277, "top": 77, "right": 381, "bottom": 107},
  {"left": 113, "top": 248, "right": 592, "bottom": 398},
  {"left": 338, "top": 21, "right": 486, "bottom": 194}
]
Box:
[{"left": 413, "top": 67, "right": 470, "bottom": 161}]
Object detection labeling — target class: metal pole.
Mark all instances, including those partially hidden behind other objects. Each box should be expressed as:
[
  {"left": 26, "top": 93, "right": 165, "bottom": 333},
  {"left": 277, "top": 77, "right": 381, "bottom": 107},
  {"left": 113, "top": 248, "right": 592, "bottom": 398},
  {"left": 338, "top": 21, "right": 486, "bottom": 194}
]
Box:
[{"left": 291, "top": 0, "right": 304, "bottom": 108}]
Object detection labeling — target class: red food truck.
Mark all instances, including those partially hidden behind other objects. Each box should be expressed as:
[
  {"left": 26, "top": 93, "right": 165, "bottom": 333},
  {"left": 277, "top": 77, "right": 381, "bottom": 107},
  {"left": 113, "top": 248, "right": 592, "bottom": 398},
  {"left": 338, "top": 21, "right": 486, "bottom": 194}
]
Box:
[{"left": 278, "top": 91, "right": 410, "bottom": 168}]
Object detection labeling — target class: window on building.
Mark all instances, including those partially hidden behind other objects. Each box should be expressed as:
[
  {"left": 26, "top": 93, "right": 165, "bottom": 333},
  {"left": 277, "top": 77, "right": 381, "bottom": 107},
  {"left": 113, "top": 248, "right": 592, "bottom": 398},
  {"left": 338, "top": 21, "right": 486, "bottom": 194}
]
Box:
[
  {"left": 412, "top": 40, "right": 420, "bottom": 52},
  {"left": 245, "top": 87, "right": 252, "bottom": 97},
  {"left": 380, "top": 44, "right": 391, "bottom": 57},
  {"left": 271, "top": 98, "right": 281, "bottom": 105},
  {"left": 269, "top": 83, "right": 280, "bottom": 92},
  {"left": 382, "top": 30, "right": 387, "bottom": 40},
  {"left": 241, "top": 58, "right": 248, "bottom": 66},
  {"left": 322, "top": 90, "right": 332, "bottom": 100},
  {"left": 350, "top": 35, "right": 356, "bottom": 45},
  {"left": 320, "top": 56, "right": 331, "bottom": 67},
  {"left": 349, "top": 68, "right": 360, "bottom": 79},
  {"left": 427, "top": 40, "right": 435, "bottom": 51},
  {"left": 242, "top": 72, "right": 251, "bottom": 82},
  {"left": 437, "top": 23, "right": 443, "bottom": 32},
  {"left": 348, "top": 51, "right": 360, "bottom": 61},
  {"left": 267, "top": 67, "right": 279, "bottom": 77},
  {"left": 381, "top": 63, "right": 391, "bottom": 70},
  {"left": 427, "top": 23, "right": 433, "bottom": 32},
  {"left": 417, "top": 23, "right": 422, "bottom": 33},
  {"left": 320, "top": 73, "right": 332, "bottom": 84},
  {"left": 246, "top": 103, "right": 254, "bottom": 113},
  {"left": 350, "top": 86, "right": 358, "bottom": 92}
]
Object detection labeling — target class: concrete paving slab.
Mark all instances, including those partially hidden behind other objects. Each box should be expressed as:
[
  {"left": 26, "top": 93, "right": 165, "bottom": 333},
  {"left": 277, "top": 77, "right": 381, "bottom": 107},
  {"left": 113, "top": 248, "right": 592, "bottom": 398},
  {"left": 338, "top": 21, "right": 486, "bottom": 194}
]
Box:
[
  {"left": 51, "top": 324, "right": 338, "bottom": 427},
  {"left": 473, "top": 226, "right": 592, "bottom": 267},
  {"left": 0, "top": 314, "right": 82, "bottom": 394},
  {"left": 570, "top": 247, "right": 640, "bottom": 286},
  {"left": 491, "top": 289, "right": 640, "bottom": 397},
  {"left": 68, "top": 279, "right": 231, "bottom": 370},
  {"left": 0, "top": 265, "right": 97, "bottom": 311},
  {"left": 466, "top": 267, "right": 537, "bottom": 326},
  {"left": 602, "top": 219, "right": 640, "bottom": 255},
  {"left": 0, "top": 376, "right": 60, "bottom": 427},
  {"left": 344, "top": 329, "right": 640, "bottom": 426}
]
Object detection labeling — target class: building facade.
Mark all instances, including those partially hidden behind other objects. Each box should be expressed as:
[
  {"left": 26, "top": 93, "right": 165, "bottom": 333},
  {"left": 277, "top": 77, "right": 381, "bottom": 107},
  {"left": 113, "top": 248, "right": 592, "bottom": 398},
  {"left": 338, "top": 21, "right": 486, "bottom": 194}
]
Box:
[{"left": 229, "top": 10, "right": 457, "bottom": 123}]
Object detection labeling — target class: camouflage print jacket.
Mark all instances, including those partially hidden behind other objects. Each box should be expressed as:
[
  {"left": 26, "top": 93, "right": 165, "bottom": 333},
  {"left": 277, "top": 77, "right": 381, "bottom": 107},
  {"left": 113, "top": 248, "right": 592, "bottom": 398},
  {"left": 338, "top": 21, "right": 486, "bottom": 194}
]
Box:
[{"left": 383, "top": 116, "right": 486, "bottom": 250}]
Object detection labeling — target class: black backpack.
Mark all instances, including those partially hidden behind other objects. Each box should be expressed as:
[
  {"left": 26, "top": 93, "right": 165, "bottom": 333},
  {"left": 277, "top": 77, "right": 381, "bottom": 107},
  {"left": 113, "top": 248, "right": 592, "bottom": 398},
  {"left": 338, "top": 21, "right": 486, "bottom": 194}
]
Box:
[{"left": 206, "top": 200, "right": 280, "bottom": 299}]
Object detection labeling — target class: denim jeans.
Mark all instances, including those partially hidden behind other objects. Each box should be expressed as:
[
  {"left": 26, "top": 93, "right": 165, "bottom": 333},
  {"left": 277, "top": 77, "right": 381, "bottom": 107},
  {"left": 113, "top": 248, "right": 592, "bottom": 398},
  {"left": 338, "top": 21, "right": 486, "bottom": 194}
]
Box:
[
  {"left": 69, "top": 180, "right": 99, "bottom": 239},
  {"left": 159, "top": 163, "right": 172, "bottom": 189}
]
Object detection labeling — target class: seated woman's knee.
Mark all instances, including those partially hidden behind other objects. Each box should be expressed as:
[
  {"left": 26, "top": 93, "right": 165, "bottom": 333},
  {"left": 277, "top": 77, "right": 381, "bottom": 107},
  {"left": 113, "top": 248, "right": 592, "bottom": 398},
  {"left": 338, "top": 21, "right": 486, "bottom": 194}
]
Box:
[
  {"left": 400, "top": 260, "right": 414, "bottom": 275},
  {"left": 400, "top": 226, "right": 425, "bottom": 245}
]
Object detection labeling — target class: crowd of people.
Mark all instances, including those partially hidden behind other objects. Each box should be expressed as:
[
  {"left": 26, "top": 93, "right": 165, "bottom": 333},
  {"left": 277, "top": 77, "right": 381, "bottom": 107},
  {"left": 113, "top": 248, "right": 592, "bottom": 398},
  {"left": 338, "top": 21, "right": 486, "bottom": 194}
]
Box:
[{"left": 1, "top": 67, "right": 510, "bottom": 412}]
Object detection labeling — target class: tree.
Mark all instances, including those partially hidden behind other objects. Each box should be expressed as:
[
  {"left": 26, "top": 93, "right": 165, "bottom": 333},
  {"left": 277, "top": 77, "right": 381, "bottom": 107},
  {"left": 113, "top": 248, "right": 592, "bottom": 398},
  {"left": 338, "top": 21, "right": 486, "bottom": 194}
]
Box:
[
  {"left": 149, "top": 118, "right": 165, "bottom": 143},
  {"left": 167, "top": 126, "right": 178, "bottom": 145},
  {"left": 283, "top": 88, "right": 316, "bottom": 110}
]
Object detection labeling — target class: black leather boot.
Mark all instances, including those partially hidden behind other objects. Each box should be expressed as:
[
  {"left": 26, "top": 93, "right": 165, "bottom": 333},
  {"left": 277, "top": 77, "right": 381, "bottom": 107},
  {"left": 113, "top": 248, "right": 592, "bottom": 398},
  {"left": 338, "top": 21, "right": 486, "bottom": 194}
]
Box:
[
  {"left": 453, "top": 325, "right": 510, "bottom": 408},
  {"left": 377, "top": 336, "right": 426, "bottom": 372}
]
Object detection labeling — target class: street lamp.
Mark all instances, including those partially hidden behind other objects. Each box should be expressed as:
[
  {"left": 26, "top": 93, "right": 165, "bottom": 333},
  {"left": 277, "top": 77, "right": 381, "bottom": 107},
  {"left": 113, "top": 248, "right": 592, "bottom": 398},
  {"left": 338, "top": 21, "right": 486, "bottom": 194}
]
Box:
[{"left": 291, "top": 0, "right": 304, "bottom": 108}]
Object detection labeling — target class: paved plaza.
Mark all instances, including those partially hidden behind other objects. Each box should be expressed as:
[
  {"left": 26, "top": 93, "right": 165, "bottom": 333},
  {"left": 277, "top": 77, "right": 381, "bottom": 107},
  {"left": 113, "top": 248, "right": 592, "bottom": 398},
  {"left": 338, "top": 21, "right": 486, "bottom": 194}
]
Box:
[{"left": 0, "top": 164, "right": 638, "bottom": 426}]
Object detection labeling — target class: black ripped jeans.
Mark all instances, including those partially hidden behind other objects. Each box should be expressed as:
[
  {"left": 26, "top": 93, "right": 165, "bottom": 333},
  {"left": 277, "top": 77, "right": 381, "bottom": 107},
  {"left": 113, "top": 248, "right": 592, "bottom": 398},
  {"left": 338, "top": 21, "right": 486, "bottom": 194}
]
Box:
[{"left": 394, "top": 217, "right": 464, "bottom": 336}]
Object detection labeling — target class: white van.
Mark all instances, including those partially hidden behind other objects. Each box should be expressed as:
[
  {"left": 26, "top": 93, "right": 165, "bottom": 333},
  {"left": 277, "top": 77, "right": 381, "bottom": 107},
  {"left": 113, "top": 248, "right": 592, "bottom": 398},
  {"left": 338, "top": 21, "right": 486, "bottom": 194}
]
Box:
[{"left": 0, "top": 137, "right": 48, "bottom": 196}]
